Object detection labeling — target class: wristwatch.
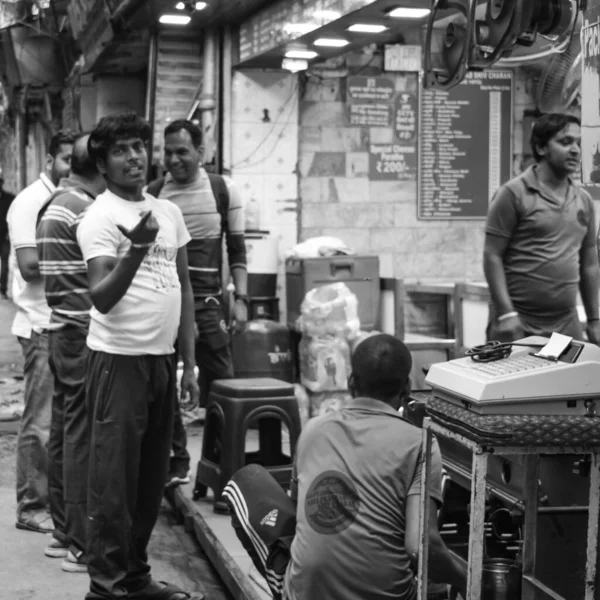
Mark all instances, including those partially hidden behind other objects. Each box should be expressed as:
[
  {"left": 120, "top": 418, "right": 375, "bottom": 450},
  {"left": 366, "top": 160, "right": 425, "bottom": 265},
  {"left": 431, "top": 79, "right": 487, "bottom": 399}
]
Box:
[{"left": 234, "top": 293, "right": 249, "bottom": 305}]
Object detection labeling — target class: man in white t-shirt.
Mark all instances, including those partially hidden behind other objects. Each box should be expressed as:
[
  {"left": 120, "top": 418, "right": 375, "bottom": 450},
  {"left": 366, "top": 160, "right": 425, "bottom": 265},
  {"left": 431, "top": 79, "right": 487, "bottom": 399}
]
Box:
[
  {"left": 77, "top": 114, "right": 201, "bottom": 600},
  {"left": 7, "top": 130, "right": 75, "bottom": 534}
]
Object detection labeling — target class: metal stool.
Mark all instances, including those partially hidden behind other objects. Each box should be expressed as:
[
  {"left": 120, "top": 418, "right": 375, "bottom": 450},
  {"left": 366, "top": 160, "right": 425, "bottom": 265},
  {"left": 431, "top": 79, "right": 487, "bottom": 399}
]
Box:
[
  {"left": 193, "top": 377, "right": 301, "bottom": 513},
  {"left": 418, "top": 417, "right": 600, "bottom": 600}
]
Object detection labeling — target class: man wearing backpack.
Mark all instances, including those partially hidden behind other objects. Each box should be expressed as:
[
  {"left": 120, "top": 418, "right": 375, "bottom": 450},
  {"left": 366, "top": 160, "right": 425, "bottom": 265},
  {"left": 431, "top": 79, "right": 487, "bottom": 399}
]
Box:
[{"left": 148, "top": 119, "right": 248, "bottom": 488}]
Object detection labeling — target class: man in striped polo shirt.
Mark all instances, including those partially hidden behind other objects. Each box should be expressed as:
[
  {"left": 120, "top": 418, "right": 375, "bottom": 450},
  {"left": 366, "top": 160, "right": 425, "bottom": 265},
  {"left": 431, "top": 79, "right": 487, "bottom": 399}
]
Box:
[
  {"left": 36, "top": 133, "right": 107, "bottom": 573},
  {"left": 148, "top": 119, "right": 248, "bottom": 489}
]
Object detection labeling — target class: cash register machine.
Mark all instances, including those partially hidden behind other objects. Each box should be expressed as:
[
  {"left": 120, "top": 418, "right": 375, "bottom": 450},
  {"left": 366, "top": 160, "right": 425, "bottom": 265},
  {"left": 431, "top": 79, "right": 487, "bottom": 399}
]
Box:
[{"left": 425, "top": 334, "right": 600, "bottom": 416}]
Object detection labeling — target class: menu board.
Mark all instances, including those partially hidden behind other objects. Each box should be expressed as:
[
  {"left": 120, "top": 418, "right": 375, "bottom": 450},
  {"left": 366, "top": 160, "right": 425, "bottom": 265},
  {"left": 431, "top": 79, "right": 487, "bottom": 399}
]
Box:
[
  {"left": 418, "top": 71, "right": 513, "bottom": 220},
  {"left": 239, "top": 0, "right": 375, "bottom": 62},
  {"left": 346, "top": 76, "right": 395, "bottom": 127}
]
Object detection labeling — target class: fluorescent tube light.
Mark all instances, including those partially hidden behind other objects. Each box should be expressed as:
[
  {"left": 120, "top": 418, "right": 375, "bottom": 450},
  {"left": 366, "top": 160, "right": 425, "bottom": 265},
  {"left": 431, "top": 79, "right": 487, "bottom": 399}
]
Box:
[
  {"left": 285, "top": 49, "right": 319, "bottom": 59},
  {"left": 159, "top": 14, "right": 191, "bottom": 25},
  {"left": 347, "top": 24, "right": 388, "bottom": 33},
  {"left": 282, "top": 58, "right": 309, "bottom": 73},
  {"left": 314, "top": 38, "right": 350, "bottom": 47},
  {"left": 387, "top": 7, "right": 431, "bottom": 18},
  {"left": 283, "top": 23, "right": 320, "bottom": 36}
]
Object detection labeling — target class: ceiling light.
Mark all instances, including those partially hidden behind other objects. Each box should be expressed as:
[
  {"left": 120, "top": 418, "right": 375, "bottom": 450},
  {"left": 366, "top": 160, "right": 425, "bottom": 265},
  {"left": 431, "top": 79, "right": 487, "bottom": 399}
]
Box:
[
  {"left": 285, "top": 49, "right": 319, "bottom": 59},
  {"left": 175, "top": 1, "right": 185, "bottom": 8},
  {"left": 314, "top": 10, "right": 342, "bottom": 21},
  {"left": 314, "top": 38, "right": 350, "bottom": 47},
  {"left": 387, "top": 7, "right": 431, "bottom": 19},
  {"left": 159, "top": 14, "right": 191, "bottom": 24},
  {"left": 282, "top": 58, "right": 309, "bottom": 73},
  {"left": 347, "top": 24, "right": 388, "bottom": 33},
  {"left": 283, "top": 23, "right": 320, "bottom": 36},
  {"left": 195, "top": 1, "right": 207, "bottom": 9}
]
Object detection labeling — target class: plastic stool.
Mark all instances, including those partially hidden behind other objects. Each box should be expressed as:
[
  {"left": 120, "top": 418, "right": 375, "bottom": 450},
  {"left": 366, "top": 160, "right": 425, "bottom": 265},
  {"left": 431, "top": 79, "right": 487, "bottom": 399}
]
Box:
[{"left": 193, "top": 377, "right": 301, "bottom": 513}]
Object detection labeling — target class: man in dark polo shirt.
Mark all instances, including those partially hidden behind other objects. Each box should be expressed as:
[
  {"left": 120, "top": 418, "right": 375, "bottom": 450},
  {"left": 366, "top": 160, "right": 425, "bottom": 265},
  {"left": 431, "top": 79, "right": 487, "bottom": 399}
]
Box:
[
  {"left": 0, "top": 169, "right": 15, "bottom": 299},
  {"left": 36, "top": 133, "right": 106, "bottom": 573},
  {"left": 223, "top": 334, "right": 466, "bottom": 600},
  {"left": 484, "top": 113, "right": 600, "bottom": 343}
]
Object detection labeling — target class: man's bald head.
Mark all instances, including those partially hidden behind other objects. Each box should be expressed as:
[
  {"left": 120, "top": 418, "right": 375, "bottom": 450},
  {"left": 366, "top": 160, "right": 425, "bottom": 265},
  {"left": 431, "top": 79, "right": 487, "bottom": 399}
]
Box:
[
  {"left": 350, "top": 334, "right": 412, "bottom": 404},
  {"left": 70, "top": 133, "right": 98, "bottom": 179}
]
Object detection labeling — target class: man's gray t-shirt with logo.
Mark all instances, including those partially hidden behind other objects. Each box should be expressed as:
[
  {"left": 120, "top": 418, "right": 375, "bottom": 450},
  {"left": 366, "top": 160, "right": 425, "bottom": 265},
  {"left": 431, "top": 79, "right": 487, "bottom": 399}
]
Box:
[{"left": 284, "top": 397, "right": 443, "bottom": 600}]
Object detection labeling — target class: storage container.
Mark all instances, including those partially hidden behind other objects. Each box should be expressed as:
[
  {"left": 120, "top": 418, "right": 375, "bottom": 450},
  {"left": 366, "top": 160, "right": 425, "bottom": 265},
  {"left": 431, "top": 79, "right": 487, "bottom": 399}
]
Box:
[
  {"left": 286, "top": 256, "right": 380, "bottom": 330},
  {"left": 231, "top": 319, "right": 294, "bottom": 382},
  {"left": 245, "top": 231, "right": 279, "bottom": 298}
]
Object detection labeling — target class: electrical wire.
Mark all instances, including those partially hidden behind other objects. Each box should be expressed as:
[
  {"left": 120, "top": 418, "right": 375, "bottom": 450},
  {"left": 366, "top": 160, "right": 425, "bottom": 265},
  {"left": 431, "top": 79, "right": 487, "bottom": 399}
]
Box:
[
  {"left": 231, "top": 80, "right": 299, "bottom": 170},
  {"left": 466, "top": 340, "right": 546, "bottom": 363}
]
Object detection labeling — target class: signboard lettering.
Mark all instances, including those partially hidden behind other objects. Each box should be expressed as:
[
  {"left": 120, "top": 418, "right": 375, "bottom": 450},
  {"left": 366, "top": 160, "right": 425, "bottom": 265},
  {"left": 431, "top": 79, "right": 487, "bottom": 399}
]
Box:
[{"left": 418, "top": 70, "right": 513, "bottom": 220}]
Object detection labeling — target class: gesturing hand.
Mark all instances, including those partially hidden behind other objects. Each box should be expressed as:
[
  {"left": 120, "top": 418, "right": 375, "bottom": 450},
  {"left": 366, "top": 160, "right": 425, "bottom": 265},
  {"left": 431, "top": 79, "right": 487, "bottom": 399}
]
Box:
[{"left": 117, "top": 210, "right": 159, "bottom": 247}]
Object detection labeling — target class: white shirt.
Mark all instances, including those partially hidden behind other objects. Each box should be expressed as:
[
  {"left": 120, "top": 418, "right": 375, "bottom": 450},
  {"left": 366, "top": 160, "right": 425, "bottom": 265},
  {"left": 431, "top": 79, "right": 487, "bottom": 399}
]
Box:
[
  {"left": 7, "top": 173, "right": 54, "bottom": 338},
  {"left": 77, "top": 189, "right": 191, "bottom": 356}
]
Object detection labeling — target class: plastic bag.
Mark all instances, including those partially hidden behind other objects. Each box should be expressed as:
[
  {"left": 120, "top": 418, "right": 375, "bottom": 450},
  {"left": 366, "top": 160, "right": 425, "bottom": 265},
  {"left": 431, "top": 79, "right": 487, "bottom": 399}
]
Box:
[
  {"left": 297, "top": 282, "right": 360, "bottom": 339},
  {"left": 287, "top": 236, "right": 355, "bottom": 259},
  {"left": 299, "top": 335, "right": 351, "bottom": 393},
  {"left": 310, "top": 390, "right": 353, "bottom": 418},
  {"left": 294, "top": 383, "right": 310, "bottom": 427}
]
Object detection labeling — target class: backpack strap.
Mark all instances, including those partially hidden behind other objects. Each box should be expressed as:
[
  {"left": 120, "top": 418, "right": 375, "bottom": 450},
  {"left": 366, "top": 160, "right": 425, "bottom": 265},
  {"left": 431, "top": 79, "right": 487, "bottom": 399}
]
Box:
[
  {"left": 147, "top": 173, "right": 230, "bottom": 231},
  {"left": 207, "top": 173, "right": 230, "bottom": 231},
  {"left": 146, "top": 177, "right": 165, "bottom": 198},
  {"left": 36, "top": 188, "right": 72, "bottom": 227}
]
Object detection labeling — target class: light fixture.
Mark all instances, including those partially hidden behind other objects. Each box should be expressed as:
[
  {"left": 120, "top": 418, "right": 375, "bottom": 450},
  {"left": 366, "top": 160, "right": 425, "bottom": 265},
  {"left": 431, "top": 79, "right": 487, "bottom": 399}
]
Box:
[
  {"left": 314, "top": 38, "right": 350, "bottom": 47},
  {"left": 159, "top": 14, "right": 191, "bottom": 24},
  {"left": 314, "top": 10, "right": 342, "bottom": 21},
  {"left": 283, "top": 23, "right": 320, "bottom": 36},
  {"left": 347, "top": 24, "right": 388, "bottom": 33},
  {"left": 175, "top": 1, "right": 207, "bottom": 11},
  {"left": 282, "top": 58, "right": 309, "bottom": 73},
  {"left": 387, "top": 7, "right": 431, "bottom": 19},
  {"left": 285, "top": 48, "right": 319, "bottom": 59}
]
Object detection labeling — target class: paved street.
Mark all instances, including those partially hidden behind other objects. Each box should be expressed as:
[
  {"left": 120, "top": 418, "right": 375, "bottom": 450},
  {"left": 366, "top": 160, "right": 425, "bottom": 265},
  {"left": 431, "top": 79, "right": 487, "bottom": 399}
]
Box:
[{"left": 0, "top": 298, "right": 231, "bottom": 600}]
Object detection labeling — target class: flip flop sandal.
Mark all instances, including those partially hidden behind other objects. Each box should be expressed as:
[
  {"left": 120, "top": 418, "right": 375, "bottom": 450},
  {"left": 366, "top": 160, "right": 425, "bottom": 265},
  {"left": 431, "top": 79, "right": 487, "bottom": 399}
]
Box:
[
  {"left": 15, "top": 513, "right": 54, "bottom": 534},
  {"left": 128, "top": 580, "right": 204, "bottom": 600}
]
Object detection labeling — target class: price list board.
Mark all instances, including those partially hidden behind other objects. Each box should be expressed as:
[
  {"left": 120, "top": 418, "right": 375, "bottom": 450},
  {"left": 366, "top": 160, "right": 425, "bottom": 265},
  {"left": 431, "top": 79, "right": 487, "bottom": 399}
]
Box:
[{"left": 418, "top": 71, "right": 513, "bottom": 220}]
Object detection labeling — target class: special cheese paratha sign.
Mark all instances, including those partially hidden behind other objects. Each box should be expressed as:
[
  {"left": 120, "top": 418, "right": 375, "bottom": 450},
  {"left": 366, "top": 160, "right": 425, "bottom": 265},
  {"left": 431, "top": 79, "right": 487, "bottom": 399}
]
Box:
[{"left": 581, "top": 11, "right": 600, "bottom": 184}]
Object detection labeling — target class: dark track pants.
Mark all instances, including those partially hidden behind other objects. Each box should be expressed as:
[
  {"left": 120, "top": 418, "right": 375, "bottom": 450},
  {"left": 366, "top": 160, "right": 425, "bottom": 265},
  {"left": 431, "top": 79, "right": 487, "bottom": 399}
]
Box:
[
  {"left": 222, "top": 464, "right": 296, "bottom": 600},
  {"left": 85, "top": 350, "right": 176, "bottom": 599},
  {"left": 170, "top": 303, "right": 234, "bottom": 475},
  {"left": 47, "top": 326, "right": 89, "bottom": 555}
]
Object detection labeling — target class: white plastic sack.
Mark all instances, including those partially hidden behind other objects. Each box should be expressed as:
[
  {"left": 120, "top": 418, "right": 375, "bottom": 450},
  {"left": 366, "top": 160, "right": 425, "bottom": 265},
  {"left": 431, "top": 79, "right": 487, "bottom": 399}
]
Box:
[
  {"left": 297, "top": 282, "right": 360, "bottom": 339},
  {"left": 299, "top": 335, "right": 351, "bottom": 393},
  {"left": 294, "top": 383, "right": 310, "bottom": 427},
  {"left": 287, "top": 236, "right": 355, "bottom": 259}
]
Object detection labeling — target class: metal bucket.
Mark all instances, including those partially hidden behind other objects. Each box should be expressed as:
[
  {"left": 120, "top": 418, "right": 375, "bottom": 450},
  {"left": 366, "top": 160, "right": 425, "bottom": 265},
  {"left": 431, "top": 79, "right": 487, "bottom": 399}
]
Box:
[{"left": 482, "top": 558, "right": 522, "bottom": 600}]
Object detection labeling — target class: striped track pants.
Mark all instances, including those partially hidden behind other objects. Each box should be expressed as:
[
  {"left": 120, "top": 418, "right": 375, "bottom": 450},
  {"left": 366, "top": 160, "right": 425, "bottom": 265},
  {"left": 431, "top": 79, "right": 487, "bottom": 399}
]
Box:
[{"left": 222, "top": 464, "right": 296, "bottom": 599}]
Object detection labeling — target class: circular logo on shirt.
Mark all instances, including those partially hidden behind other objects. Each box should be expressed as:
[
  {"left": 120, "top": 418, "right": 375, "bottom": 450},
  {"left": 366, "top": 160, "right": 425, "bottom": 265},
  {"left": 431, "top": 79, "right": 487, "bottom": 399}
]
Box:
[
  {"left": 577, "top": 209, "right": 589, "bottom": 227},
  {"left": 304, "top": 470, "right": 360, "bottom": 535}
]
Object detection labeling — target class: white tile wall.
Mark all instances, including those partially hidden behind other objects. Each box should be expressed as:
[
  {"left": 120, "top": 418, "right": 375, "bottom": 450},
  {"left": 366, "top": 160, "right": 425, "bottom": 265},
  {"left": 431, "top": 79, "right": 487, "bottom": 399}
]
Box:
[{"left": 230, "top": 70, "right": 300, "bottom": 321}]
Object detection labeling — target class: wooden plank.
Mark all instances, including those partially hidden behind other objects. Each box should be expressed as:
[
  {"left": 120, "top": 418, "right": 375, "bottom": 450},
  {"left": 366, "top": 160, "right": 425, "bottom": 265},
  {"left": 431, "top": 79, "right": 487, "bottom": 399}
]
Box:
[
  {"left": 522, "top": 454, "right": 539, "bottom": 600},
  {"left": 466, "top": 451, "right": 488, "bottom": 600},
  {"left": 417, "top": 423, "right": 434, "bottom": 600},
  {"left": 585, "top": 452, "right": 600, "bottom": 600}
]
